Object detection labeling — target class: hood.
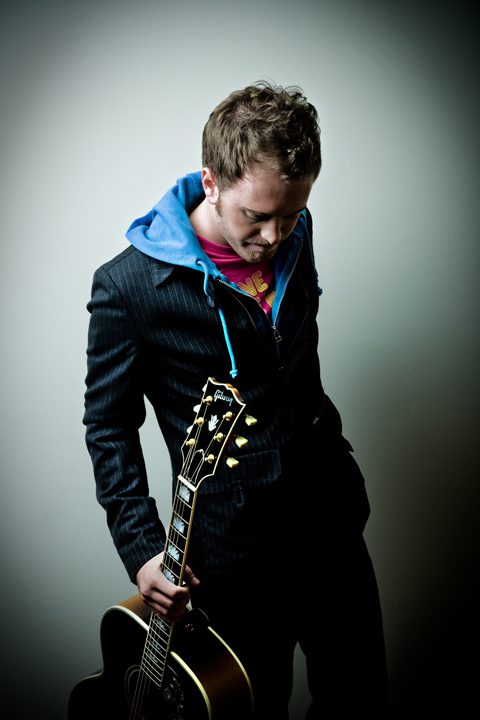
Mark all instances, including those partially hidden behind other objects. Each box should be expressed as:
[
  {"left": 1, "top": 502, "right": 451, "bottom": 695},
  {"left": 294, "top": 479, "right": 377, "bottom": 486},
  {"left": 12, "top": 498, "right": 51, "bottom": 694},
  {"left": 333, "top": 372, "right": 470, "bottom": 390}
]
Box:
[{"left": 126, "top": 171, "right": 223, "bottom": 280}]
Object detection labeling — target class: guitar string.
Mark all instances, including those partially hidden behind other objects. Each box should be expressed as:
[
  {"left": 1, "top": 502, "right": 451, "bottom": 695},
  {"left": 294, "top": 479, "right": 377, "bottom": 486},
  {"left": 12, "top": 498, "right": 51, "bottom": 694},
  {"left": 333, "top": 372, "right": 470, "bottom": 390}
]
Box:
[
  {"left": 129, "top": 663, "right": 149, "bottom": 720},
  {"left": 129, "top": 614, "right": 172, "bottom": 718}
]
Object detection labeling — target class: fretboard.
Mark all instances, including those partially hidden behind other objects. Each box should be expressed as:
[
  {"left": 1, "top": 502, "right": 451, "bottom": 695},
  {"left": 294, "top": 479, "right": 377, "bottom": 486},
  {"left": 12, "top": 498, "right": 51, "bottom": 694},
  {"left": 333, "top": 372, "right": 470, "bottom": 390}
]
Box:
[{"left": 140, "top": 476, "right": 197, "bottom": 688}]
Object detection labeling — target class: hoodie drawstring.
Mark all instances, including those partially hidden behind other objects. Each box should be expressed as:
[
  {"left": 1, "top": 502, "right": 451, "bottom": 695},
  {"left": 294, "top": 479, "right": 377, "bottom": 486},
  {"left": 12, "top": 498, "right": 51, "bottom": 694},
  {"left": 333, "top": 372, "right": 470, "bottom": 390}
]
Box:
[
  {"left": 196, "top": 259, "right": 239, "bottom": 380},
  {"left": 217, "top": 306, "right": 239, "bottom": 379}
]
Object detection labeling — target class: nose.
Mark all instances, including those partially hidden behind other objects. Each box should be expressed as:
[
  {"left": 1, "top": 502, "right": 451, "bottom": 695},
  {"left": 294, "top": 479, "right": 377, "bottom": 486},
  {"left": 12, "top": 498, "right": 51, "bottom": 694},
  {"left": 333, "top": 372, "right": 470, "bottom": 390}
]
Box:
[{"left": 260, "top": 218, "right": 282, "bottom": 246}]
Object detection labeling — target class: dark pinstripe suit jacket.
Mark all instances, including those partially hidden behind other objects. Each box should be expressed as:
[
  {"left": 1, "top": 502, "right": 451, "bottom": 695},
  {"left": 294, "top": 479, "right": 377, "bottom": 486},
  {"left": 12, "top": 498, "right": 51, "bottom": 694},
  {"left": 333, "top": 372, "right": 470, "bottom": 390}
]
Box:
[{"left": 84, "top": 228, "right": 367, "bottom": 583}]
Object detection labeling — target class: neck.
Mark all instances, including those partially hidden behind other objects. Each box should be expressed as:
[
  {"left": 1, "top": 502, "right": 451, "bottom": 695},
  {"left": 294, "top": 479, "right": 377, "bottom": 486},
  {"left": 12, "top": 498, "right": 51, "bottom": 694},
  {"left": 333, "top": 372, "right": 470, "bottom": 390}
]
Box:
[{"left": 189, "top": 198, "right": 225, "bottom": 245}]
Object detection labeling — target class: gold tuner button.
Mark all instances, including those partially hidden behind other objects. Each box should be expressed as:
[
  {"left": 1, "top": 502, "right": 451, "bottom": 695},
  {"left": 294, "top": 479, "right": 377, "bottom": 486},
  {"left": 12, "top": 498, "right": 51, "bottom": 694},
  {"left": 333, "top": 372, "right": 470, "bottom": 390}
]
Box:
[
  {"left": 204, "top": 395, "right": 213, "bottom": 404},
  {"left": 185, "top": 439, "right": 196, "bottom": 447},
  {"left": 244, "top": 415, "right": 257, "bottom": 427},
  {"left": 226, "top": 457, "right": 240, "bottom": 469},
  {"left": 214, "top": 432, "right": 225, "bottom": 442},
  {"left": 194, "top": 417, "right": 205, "bottom": 426},
  {"left": 193, "top": 404, "right": 201, "bottom": 413},
  {"left": 207, "top": 454, "right": 216, "bottom": 463},
  {"left": 235, "top": 436, "right": 248, "bottom": 448},
  {"left": 223, "top": 411, "right": 234, "bottom": 421}
]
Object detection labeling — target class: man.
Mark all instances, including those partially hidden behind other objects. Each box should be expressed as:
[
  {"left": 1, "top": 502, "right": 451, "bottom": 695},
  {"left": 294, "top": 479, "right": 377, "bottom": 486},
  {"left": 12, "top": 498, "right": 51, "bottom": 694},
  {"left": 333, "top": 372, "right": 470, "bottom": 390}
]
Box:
[{"left": 84, "top": 81, "right": 388, "bottom": 718}]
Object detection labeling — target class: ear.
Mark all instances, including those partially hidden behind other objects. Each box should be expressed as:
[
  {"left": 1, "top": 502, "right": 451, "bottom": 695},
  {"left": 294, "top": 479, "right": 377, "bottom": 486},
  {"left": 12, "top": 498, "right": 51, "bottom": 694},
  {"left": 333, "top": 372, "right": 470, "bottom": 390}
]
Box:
[{"left": 201, "top": 167, "right": 220, "bottom": 205}]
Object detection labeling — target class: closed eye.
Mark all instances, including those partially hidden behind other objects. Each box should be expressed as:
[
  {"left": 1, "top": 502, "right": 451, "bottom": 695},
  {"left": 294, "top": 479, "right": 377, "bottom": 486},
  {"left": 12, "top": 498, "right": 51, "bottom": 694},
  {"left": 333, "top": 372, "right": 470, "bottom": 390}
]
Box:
[{"left": 244, "top": 208, "right": 304, "bottom": 223}]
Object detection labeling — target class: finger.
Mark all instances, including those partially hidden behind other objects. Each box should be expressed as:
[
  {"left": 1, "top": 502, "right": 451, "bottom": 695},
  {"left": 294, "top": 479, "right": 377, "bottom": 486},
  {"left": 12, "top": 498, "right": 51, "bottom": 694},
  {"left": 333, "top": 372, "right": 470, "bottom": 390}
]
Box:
[
  {"left": 141, "top": 592, "right": 188, "bottom": 621},
  {"left": 145, "top": 586, "right": 190, "bottom": 610},
  {"left": 152, "top": 600, "right": 188, "bottom": 622}
]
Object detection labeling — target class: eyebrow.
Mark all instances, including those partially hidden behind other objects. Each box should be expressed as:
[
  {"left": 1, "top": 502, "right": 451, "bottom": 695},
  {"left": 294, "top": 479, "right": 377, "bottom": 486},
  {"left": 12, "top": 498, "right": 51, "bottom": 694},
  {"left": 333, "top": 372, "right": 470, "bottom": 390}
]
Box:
[{"left": 244, "top": 206, "right": 306, "bottom": 220}]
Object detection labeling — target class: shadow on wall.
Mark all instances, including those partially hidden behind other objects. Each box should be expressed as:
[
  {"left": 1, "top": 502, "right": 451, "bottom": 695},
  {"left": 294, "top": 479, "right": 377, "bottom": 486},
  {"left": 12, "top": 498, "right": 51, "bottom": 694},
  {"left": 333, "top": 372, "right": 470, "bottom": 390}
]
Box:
[{"left": 361, "top": 336, "right": 479, "bottom": 719}]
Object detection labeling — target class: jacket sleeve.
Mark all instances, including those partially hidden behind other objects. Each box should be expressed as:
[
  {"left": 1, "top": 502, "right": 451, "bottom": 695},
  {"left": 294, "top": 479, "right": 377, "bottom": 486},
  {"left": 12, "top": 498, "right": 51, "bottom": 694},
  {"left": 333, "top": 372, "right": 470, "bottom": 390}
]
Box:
[{"left": 83, "top": 266, "right": 166, "bottom": 582}]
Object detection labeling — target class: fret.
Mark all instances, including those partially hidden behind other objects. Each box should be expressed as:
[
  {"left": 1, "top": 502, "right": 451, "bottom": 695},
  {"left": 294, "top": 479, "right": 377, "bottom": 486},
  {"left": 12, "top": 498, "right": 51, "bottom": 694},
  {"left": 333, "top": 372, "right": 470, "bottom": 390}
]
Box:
[
  {"left": 173, "top": 500, "right": 192, "bottom": 524},
  {"left": 163, "top": 556, "right": 182, "bottom": 581},
  {"left": 166, "top": 539, "right": 182, "bottom": 562},
  {"left": 172, "top": 512, "right": 187, "bottom": 536},
  {"left": 146, "top": 620, "right": 167, "bottom": 642},
  {"left": 145, "top": 634, "right": 168, "bottom": 655},
  {"left": 177, "top": 483, "right": 192, "bottom": 506},
  {"left": 150, "top": 614, "right": 170, "bottom": 633},
  {"left": 146, "top": 624, "right": 169, "bottom": 643},
  {"left": 163, "top": 542, "right": 182, "bottom": 566},
  {"left": 140, "top": 658, "right": 163, "bottom": 687},
  {"left": 144, "top": 648, "right": 166, "bottom": 669},
  {"left": 142, "top": 653, "right": 165, "bottom": 677},
  {"left": 162, "top": 567, "right": 178, "bottom": 585},
  {"left": 172, "top": 498, "right": 193, "bottom": 520},
  {"left": 168, "top": 528, "right": 187, "bottom": 554},
  {"left": 148, "top": 632, "right": 169, "bottom": 651}
]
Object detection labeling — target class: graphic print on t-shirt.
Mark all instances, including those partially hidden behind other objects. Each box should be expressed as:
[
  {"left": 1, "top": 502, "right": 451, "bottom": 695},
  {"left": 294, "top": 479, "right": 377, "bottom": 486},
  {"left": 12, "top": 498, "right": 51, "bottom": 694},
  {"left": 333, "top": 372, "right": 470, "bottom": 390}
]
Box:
[
  {"left": 236, "top": 270, "right": 275, "bottom": 312},
  {"left": 197, "top": 235, "right": 276, "bottom": 315}
]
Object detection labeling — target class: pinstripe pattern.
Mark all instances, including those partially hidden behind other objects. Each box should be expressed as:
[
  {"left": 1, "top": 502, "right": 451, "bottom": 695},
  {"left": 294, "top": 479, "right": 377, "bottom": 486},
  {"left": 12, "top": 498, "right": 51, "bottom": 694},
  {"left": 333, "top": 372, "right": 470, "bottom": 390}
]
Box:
[{"left": 84, "top": 217, "right": 357, "bottom": 582}]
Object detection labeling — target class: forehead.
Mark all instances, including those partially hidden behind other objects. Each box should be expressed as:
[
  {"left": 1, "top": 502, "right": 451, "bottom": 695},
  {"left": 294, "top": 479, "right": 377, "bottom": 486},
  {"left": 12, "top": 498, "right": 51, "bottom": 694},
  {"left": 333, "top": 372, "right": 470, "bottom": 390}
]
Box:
[{"left": 223, "top": 168, "right": 313, "bottom": 215}]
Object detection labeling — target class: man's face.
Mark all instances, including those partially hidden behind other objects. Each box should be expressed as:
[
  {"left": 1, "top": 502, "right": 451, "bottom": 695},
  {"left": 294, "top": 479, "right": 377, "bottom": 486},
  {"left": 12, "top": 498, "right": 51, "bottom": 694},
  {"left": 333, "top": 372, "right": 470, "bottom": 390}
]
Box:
[{"left": 206, "top": 167, "right": 314, "bottom": 264}]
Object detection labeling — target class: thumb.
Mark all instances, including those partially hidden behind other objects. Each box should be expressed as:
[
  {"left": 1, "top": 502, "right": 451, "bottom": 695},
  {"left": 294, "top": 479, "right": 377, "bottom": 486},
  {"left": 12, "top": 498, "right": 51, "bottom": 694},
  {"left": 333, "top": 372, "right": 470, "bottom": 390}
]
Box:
[{"left": 184, "top": 564, "right": 201, "bottom": 586}]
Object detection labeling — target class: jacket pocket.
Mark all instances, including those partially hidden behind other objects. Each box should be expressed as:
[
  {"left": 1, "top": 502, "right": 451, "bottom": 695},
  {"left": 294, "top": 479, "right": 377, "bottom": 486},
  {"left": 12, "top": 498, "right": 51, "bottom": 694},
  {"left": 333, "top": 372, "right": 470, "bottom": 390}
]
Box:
[
  {"left": 189, "top": 448, "right": 284, "bottom": 571},
  {"left": 197, "top": 447, "right": 282, "bottom": 495}
]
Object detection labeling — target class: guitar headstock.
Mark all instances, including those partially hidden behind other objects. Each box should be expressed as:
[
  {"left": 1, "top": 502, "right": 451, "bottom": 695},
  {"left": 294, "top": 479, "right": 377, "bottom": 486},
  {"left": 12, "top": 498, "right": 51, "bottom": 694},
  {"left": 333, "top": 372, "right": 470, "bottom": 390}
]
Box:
[{"left": 180, "top": 378, "right": 248, "bottom": 490}]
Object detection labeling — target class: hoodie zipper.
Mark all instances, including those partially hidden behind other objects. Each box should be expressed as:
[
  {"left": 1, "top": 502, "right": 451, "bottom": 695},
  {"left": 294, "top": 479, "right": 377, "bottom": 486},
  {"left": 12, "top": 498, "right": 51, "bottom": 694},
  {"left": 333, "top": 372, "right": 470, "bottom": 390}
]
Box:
[
  {"left": 216, "top": 278, "right": 281, "bottom": 360},
  {"left": 272, "top": 325, "right": 282, "bottom": 343},
  {"left": 270, "top": 238, "right": 303, "bottom": 349},
  {"left": 216, "top": 243, "right": 301, "bottom": 367}
]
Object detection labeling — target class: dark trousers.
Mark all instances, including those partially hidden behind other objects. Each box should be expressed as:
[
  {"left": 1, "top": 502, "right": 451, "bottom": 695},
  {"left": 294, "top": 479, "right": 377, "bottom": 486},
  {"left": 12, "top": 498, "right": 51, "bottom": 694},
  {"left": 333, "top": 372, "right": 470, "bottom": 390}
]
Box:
[{"left": 191, "top": 535, "right": 388, "bottom": 719}]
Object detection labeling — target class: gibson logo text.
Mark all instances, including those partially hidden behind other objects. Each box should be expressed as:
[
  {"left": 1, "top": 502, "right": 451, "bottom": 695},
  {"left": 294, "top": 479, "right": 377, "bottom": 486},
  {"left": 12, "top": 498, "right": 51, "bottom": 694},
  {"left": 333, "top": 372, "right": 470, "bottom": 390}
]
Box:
[{"left": 214, "top": 389, "right": 233, "bottom": 405}]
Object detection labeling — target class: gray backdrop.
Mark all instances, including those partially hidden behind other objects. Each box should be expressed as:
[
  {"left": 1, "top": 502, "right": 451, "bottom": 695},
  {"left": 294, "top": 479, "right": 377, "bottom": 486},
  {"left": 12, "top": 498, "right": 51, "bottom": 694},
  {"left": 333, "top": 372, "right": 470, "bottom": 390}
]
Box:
[{"left": 1, "top": 0, "right": 478, "bottom": 718}]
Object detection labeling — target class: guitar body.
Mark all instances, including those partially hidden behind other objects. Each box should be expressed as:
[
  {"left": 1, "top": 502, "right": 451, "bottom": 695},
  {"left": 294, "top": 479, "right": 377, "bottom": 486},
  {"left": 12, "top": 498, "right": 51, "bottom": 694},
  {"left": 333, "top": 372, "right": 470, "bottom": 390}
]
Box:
[{"left": 68, "top": 595, "right": 253, "bottom": 719}]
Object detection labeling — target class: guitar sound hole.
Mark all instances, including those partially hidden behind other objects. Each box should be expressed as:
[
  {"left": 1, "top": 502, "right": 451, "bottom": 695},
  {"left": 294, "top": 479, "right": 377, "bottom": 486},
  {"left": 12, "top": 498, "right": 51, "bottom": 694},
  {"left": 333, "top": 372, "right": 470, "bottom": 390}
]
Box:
[{"left": 125, "top": 665, "right": 186, "bottom": 720}]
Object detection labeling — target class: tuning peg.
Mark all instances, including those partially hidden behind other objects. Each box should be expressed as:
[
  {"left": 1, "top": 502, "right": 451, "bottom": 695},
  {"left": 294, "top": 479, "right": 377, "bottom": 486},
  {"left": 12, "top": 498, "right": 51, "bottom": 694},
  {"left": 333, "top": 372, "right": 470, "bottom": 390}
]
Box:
[
  {"left": 235, "top": 436, "right": 248, "bottom": 448},
  {"left": 204, "top": 395, "right": 213, "bottom": 404},
  {"left": 223, "top": 411, "right": 234, "bottom": 421},
  {"left": 193, "top": 404, "right": 201, "bottom": 413},
  {"left": 185, "top": 439, "right": 196, "bottom": 447},
  {"left": 244, "top": 414, "right": 257, "bottom": 427},
  {"left": 194, "top": 417, "right": 205, "bottom": 426},
  {"left": 206, "top": 454, "right": 216, "bottom": 463},
  {"left": 226, "top": 457, "right": 239, "bottom": 469},
  {"left": 214, "top": 432, "right": 225, "bottom": 442}
]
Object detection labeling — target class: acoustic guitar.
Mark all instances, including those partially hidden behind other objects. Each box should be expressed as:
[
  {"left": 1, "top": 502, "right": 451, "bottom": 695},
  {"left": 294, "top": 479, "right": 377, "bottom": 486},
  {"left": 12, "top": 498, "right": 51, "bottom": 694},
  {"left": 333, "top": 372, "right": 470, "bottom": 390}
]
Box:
[{"left": 68, "top": 378, "right": 255, "bottom": 719}]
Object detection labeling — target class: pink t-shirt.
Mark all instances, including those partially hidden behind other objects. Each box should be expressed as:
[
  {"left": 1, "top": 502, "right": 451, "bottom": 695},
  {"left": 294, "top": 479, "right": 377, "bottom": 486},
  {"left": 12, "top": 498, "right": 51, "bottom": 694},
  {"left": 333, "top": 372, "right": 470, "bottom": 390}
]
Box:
[{"left": 197, "top": 235, "right": 276, "bottom": 316}]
